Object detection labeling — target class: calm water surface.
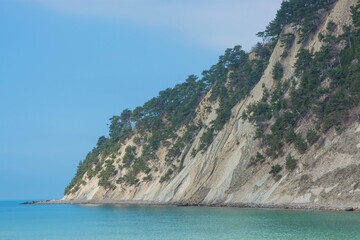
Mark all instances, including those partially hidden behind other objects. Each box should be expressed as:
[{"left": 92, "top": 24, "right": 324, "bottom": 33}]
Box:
[{"left": 1, "top": 200, "right": 360, "bottom": 240}]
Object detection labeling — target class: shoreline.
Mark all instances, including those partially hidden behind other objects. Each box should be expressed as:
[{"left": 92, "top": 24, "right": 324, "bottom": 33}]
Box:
[{"left": 23, "top": 200, "right": 358, "bottom": 212}]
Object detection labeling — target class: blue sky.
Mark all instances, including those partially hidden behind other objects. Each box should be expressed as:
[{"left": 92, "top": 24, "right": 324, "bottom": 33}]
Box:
[{"left": 0, "top": 0, "right": 282, "bottom": 200}]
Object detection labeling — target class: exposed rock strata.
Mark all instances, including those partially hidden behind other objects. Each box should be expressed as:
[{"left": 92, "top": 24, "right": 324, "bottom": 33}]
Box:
[{"left": 65, "top": 0, "right": 360, "bottom": 210}]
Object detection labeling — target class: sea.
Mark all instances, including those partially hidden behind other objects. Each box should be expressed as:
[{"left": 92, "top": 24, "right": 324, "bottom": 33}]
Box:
[{"left": 1, "top": 200, "right": 360, "bottom": 240}]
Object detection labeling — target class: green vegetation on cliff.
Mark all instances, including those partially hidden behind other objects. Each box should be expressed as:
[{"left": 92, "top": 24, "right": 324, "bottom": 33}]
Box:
[
  {"left": 244, "top": 2, "right": 360, "bottom": 173},
  {"left": 64, "top": 42, "right": 273, "bottom": 194},
  {"left": 65, "top": 1, "right": 360, "bottom": 195},
  {"left": 259, "top": 0, "right": 336, "bottom": 43}
]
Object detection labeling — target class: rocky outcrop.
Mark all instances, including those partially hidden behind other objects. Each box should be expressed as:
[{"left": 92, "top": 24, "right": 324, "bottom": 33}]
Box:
[{"left": 65, "top": 0, "right": 360, "bottom": 210}]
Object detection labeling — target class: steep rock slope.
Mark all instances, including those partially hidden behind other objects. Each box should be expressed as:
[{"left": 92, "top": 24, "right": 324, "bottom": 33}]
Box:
[{"left": 65, "top": 0, "right": 360, "bottom": 209}]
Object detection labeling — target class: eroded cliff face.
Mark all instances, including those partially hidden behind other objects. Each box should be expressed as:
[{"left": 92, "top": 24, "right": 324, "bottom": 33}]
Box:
[{"left": 65, "top": 0, "right": 360, "bottom": 209}]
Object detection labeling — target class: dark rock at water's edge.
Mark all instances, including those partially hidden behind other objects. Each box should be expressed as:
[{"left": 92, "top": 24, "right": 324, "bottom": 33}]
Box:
[
  {"left": 26, "top": 199, "right": 360, "bottom": 212},
  {"left": 21, "top": 201, "right": 38, "bottom": 205},
  {"left": 21, "top": 200, "right": 50, "bottom": 205},
  {"left": 344, "top": 207, "right": 355, "bottom": 212}
]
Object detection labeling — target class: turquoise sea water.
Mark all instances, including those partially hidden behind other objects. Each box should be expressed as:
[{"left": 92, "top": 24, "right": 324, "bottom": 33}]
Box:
[{"left": 1, "top": 201, "right": 360, "bottom": 240}]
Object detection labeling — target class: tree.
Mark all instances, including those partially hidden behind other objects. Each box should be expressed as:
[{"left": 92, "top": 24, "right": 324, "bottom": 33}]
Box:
[
  {"left": 269, "top": 164, "right": 282, "bottom": 176},
  {"left": 120, "top": 109, "right": 132, "bottom": 127},
  {"left": 294, "top": 49, "right": 313, "bottom": 77},
  {"left": 351, "top": 3, "right": 360, "bottom": 30},
  {"left": 285, "top": 154, "right": 297, "bottom": 171},
  {"left": 272, "top": 62, "right": 284, "bottom": 81},
  {"left": 131, "top": 106, "right": 143, "bottom": 123},
  {"left": 96, "top": 136, "right": 107, "bottom": 148},
  {"left": 98, "top": 159, "right": 117, "bottom": 190},
  {"left": 199, "top": 128, "right": 214, "bottom": 152},
  {"left": 295, "top": 134, "right": 307, "bottom": 154},
  {"left": 280, "top": 33, "right": 295, "bottom": 57},
  {"left": 108, "top": 115, "right": 122, "bottom": 142},
  {"left": 123, "top": 146, "right": 137, "bottom": 167},
  {"left": 306, "top": 129, "right": 320, "bottom": 145}
]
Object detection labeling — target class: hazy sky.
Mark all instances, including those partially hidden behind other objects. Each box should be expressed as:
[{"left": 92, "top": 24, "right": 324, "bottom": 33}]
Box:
[{"left": 0, "top": 0, "right": 282, "bottom": 200}]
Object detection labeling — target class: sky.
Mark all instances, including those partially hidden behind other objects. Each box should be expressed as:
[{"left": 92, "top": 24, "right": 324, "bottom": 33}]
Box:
[{"left": 0, "top": 0, "right": 282, "bottom": 200}]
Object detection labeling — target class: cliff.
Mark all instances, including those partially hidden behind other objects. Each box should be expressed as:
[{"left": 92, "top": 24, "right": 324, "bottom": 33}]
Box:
[{"left": 64, "top": 0, "right": 360, "bottom": 209}]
